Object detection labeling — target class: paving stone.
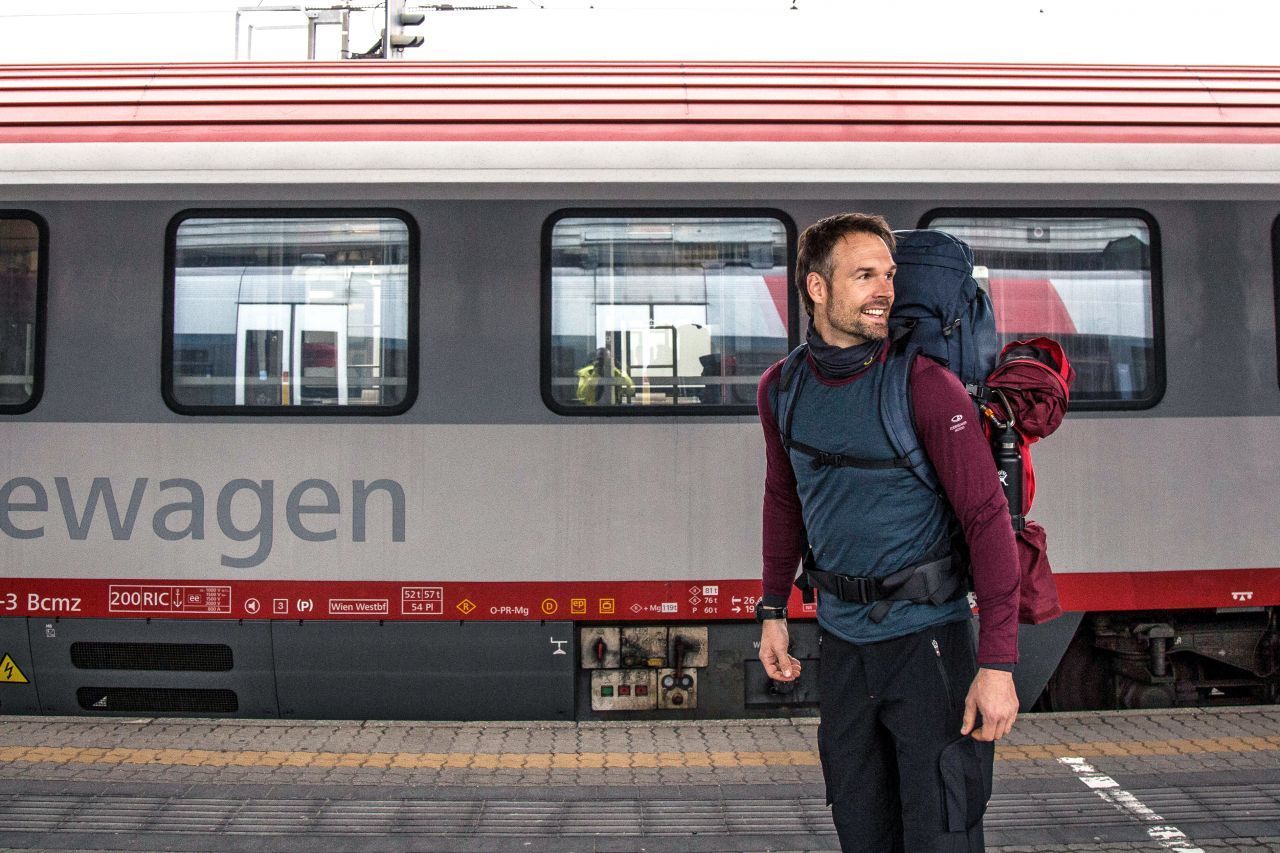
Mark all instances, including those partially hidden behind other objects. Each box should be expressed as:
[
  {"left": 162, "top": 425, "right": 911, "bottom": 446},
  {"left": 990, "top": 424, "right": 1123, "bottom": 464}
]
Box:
[{"left": 2, "top": 707, "right": 1279, "bottom": 850}]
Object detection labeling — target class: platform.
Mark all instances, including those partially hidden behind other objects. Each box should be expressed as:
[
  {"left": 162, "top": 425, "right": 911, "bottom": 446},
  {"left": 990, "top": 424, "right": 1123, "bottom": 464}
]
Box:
[{"left": 2, "top": 706, "right": 1280, "bottom": 852}]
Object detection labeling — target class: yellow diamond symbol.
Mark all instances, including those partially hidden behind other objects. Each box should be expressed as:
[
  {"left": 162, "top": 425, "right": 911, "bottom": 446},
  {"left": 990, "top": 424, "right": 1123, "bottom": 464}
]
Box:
[{"left": 456, "top": 598, "right": 477, "bottom": 615}]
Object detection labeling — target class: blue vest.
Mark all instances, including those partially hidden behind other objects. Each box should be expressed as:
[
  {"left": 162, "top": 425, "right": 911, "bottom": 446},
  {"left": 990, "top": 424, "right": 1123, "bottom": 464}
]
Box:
[{"left": 772, "top": 348, "right": 970, "bottom": 644}]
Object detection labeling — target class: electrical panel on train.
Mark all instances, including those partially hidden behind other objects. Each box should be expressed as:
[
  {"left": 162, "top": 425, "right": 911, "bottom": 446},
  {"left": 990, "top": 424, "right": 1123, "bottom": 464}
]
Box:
[
  {"left": 590, "top": 669, "right": 658, "bottom": 712},
  {"left": 583, "top": 626, "right": 707, "bottom": 712}
]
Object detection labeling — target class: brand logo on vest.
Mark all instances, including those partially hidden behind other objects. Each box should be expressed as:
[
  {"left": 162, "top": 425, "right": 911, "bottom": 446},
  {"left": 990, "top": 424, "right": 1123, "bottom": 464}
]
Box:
[{"left": 949, "top": 413, "right": 968, "bottom": 433}]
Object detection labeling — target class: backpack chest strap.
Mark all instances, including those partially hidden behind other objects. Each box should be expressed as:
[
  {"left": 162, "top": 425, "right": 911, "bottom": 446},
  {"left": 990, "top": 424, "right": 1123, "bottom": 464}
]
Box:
[{"left": 782, "top": 436, "right": 913, "bottom": 471}]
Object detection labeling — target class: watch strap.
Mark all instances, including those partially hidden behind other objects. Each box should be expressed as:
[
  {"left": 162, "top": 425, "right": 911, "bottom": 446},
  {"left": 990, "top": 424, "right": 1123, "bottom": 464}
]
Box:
[{"left": 755, "top": 602, "right": 788, "bottom": 622}]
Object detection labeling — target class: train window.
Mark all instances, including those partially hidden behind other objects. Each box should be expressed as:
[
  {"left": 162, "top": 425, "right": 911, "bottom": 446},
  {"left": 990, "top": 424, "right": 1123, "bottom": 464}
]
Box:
[
  {"left": 922, "top": 210, "right": 1163, "bottom": 409},
  {"left": 1275, "top": 215, "right": 1280, "bottom": 390},
  {"left": 0, "top": 212, "right": 46, "bottom": 413},
  {"left": 165, "top": 211, "right": 417, "bottom": 415},
  {"left": 543, "top": 210, "right": 795, "bottom": 414}
]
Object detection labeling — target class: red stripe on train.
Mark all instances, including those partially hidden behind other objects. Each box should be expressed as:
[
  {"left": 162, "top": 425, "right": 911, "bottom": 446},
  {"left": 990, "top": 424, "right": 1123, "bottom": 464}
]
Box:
[
  {"left": 2, "top": 570, "right": 1277, "bottom": 620},
  {"left": 4, "top": 125, "right": 1280, "bottom": 145}
]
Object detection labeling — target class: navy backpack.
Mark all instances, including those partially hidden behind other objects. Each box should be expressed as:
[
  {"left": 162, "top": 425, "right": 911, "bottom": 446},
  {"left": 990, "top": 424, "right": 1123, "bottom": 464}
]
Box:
[
  {"left": 887, "top": 229, "right": 999, "bottom": 395},
  {"left": 892, "top": 230, "right": 1070, "bottom": 624}
]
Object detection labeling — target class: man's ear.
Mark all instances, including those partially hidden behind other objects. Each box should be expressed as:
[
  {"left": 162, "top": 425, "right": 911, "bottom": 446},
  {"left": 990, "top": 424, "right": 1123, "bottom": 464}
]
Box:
[{"left": 806, "top": 272, "right": 828, "bottom": 308}]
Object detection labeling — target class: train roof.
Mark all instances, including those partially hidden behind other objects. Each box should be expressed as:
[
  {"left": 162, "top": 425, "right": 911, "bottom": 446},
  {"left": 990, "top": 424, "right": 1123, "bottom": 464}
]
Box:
[
  {"left": 3, "top": 61, "right": 1280, "bottom": 145},
  {"left": 3, "top": 62, "right": 1279, "bottom": 189}
]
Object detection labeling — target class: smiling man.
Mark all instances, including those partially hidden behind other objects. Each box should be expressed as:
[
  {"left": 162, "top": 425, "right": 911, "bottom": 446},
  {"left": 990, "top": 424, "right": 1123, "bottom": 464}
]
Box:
[{"left": 755, "top": 213, "right": 1020, "bottom": 852}]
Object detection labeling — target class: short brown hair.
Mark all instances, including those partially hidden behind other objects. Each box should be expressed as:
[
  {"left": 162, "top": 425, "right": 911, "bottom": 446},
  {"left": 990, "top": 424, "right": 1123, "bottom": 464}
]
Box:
[{"left": 795, "top": 213, "right": 895, "bottom": 317}]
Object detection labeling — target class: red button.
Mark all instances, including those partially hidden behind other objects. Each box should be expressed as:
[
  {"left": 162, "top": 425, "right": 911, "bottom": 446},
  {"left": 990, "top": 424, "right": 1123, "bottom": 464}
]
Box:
[
  {"left": 635, "top": 685, "right": 648, "bottom": 696},
  {"left": 619, "top": 685, "right": 631, "bottom": 696}
]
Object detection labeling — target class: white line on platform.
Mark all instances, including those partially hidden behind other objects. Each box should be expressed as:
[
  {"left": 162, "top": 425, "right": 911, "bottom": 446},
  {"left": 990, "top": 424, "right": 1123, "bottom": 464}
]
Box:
[{"left": 1057, "top": 757, "right": 1203, "bottom": 853}]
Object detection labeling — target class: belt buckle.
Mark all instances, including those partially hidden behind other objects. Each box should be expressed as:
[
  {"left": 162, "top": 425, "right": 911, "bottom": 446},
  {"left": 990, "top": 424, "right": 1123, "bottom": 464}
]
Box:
[{"left": 839, "top": 575, "right": 873, "bottom": 604}]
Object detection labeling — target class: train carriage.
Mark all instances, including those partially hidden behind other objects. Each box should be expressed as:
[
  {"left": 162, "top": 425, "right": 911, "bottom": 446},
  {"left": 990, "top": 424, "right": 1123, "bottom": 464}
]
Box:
[{"left": 0, "top": 61, "right": 1278, "bottom": 718}]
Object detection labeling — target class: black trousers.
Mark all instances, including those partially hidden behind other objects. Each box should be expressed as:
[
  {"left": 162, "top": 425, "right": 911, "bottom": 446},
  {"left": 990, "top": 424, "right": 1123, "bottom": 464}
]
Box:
[{"left": 818, "top": 618, "right": 994, "bottom": 853}]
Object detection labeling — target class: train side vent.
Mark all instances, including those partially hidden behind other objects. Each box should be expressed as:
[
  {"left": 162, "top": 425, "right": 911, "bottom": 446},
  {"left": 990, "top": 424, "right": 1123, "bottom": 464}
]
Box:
[
  {"left": 76, "top": 687, "right": 239, "bottom": 714},
  {"left": 69, "top": 642, "right": 234, "bottom": 672}
]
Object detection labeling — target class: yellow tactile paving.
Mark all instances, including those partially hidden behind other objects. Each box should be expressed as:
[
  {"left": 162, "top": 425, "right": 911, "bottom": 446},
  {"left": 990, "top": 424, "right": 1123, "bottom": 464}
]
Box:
[{"left": 0, "top": 736, "right": 1277, "bottom": 771}]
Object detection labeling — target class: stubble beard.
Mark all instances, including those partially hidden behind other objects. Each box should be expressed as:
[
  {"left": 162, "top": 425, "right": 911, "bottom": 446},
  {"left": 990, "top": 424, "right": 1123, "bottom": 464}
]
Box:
[{"left": 824, "top": 301, "right": 891, "bottom": 344}]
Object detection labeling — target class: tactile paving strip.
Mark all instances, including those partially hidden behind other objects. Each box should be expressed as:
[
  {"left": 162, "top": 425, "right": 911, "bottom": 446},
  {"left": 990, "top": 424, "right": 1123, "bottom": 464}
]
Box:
[{"left": 5, "top": 784, "right": 1279, "bottom": 837}]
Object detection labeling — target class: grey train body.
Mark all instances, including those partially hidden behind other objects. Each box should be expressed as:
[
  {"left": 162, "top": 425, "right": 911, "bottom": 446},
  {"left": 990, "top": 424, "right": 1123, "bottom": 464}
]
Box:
[{"left": 2, "top": 165, "right": 1279, "bottom": 718}]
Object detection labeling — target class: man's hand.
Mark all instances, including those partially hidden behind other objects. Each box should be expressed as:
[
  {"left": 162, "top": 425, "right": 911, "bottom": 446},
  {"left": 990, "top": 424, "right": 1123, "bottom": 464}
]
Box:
[
  {"left": 960, "top": 667, "right": 1018, "bottom": 741},
  {"left": 759, "top": 620, "right": 802, "bottom": 682}
]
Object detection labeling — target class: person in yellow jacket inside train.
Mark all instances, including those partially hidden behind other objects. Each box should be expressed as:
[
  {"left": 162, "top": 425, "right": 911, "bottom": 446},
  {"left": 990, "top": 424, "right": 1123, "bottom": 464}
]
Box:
[{"left": 576, "top": 347, "right": 635, "bottom": 406}]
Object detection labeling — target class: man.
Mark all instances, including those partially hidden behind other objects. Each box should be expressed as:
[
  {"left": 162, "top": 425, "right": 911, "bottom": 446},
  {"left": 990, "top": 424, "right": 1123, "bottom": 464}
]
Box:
[
  {"left": 575, "top": 347, "right": 635, "bottom": 406},
  {"left": 755, "top": 213, "right": 1020, "bottom": 852}
]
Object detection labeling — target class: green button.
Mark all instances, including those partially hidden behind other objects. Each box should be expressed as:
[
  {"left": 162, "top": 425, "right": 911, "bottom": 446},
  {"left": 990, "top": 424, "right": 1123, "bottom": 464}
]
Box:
[{"left": 601, "top": 686, "right": 614, "bottom": 697}]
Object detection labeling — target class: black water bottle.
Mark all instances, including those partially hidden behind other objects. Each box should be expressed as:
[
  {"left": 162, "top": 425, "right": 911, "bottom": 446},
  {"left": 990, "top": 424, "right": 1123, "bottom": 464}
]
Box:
[{"left": 991, "top": 422, "right": 1025, "bottom": 531}]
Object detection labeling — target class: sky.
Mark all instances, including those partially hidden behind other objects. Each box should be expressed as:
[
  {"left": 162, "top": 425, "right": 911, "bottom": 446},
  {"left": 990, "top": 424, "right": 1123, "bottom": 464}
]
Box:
[{"left": 0, "top": 0, "right": 1277, "bottom": 65}]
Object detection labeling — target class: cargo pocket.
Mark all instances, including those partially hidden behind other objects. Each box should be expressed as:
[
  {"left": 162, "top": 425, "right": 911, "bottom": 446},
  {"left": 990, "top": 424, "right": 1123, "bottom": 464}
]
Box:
[{"left": 938, "top": 736, "right": 994, "bottom": 832}]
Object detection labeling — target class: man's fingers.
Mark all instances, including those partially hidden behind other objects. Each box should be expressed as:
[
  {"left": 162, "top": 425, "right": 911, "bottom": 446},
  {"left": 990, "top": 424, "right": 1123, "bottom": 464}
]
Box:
[
  {"left": 970, "top": 724, "right": 995, "bottom": 742},
  {"left": 972, "top": 710, "right": 1017, "bottom": 742},
  {"left": 757, "top": 622, "right": 801, "bottom": 681},
  {"left": 759, "top": 645, "right": 800, "bottom": 681},
  {"left": 964, "top": 668, "right": 1020, "bottom": 740},
  {"left": 959, "top": 699, "right": 977, "bottom": 736},
  {"left": 759, "top": 645, "right": 781, "bottom": 678},
  {"left": 770, "top": 651, "right": 799, "bottom": 680}
]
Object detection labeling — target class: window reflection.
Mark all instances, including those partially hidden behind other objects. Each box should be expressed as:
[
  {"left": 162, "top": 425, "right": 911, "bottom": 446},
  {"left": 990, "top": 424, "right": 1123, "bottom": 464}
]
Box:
[
  {"left": 0, "top": 217, "right": 40, "bottom": 409},
  {"left": 549, "top": 215, "right": 791, "bottom": 410},
  {"left": 170, "top": 216, "right": 412, "bottom": 411},
  {"left": 927, "top": 215, "right": 1158, "bottom": 405}
]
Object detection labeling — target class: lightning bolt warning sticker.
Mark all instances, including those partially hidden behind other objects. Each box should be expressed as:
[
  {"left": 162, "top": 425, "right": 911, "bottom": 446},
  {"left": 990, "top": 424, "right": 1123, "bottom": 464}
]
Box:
[{"left": 0, "top": 654, "right": 29, "bottom": 684}]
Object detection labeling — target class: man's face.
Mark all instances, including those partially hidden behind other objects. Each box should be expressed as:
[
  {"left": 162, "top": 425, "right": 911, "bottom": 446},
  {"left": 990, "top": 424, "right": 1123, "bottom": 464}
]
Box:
[{"left": 809, "top": 232, "right": 896, "bottom": 347}]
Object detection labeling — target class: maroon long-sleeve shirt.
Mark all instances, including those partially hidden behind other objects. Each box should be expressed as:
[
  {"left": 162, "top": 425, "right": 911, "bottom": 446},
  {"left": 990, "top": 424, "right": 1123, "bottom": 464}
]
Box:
[{"left": 759, "top": 352, "right": 1021, "bottom": 666}]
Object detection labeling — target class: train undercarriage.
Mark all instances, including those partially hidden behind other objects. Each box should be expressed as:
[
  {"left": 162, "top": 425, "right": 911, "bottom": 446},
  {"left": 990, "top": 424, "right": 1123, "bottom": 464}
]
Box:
[
  {"left": 3, "top": 609, "right": 1279, "bottom": 719},
  {"left": 1039, "top": 608, "right": 1280, "bottom": 711}
]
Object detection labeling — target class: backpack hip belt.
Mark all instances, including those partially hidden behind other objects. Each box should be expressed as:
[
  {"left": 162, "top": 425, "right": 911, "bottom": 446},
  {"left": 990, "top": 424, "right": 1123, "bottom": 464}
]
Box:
[{"left": 802, "top": 551, "right": 965, "bottom": 624}]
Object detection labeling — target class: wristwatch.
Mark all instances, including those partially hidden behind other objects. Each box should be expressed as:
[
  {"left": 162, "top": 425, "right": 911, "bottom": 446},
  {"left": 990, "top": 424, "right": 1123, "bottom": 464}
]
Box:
[{"left": 754, "top": 602, "right": 787, "bottom": 623}]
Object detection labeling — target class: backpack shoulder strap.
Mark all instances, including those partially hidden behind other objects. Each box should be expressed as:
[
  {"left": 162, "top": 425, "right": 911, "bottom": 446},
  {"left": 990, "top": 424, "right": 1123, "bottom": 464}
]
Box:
[
  {"left": 778, "top": 343, "right": 808, "bottom": 394},
  {"left": 774, "top": 343, "right": 809, "bottom": 443},
  {"left": 877, "top": 342, "right": 940, "bottom": 493}
]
